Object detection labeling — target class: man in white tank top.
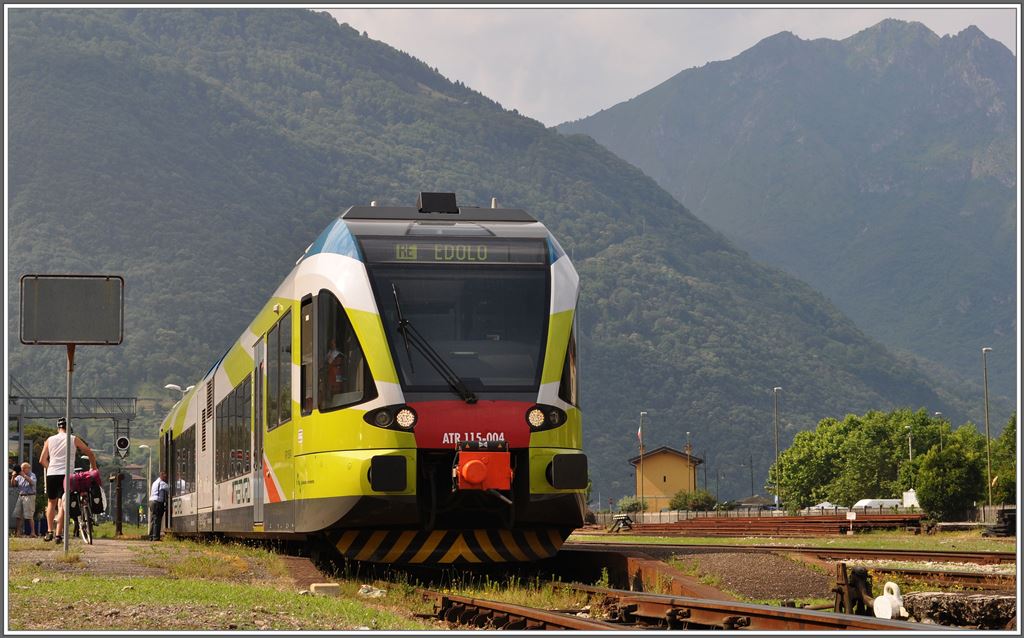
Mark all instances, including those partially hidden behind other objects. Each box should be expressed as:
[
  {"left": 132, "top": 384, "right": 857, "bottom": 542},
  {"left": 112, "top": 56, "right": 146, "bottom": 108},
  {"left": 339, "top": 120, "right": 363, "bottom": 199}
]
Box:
[{"left": 38, "top": 418, "right": 97, "bottom": 542}]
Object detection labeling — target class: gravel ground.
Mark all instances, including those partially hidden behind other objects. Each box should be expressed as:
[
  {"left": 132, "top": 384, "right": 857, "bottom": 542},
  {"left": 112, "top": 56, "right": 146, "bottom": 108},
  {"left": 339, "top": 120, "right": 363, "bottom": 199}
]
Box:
[{"left": 679, "top": 552, "right": 833, "bottom": 600}]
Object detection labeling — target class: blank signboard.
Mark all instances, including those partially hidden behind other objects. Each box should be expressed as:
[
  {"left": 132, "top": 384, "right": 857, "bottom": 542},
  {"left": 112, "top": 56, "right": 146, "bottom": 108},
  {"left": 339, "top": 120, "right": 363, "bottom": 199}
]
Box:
[{"left": 20, "top": 275, "right": 124, "bottom": 345}]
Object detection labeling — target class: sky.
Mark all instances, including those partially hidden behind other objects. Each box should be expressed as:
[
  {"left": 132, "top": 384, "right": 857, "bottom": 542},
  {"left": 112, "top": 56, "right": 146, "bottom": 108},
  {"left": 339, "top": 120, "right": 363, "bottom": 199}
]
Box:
[{"left": 324, "top": 6, "right": 1018, "bottom": 126}]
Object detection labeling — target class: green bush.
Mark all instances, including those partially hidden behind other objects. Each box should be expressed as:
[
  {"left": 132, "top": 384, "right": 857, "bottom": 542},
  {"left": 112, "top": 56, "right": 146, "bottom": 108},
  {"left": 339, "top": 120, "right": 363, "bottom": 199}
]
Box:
[
  {"left": 616, "top": 496, "right": 648, "bottom": 513},
  {"left": 668, "top": 489, "right": 717, "bottom": 511}
]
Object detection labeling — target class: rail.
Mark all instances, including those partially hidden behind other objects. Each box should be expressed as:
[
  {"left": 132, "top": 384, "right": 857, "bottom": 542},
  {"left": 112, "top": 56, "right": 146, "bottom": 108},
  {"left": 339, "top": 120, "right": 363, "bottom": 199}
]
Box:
[
  {"left": 563, "top": 583, "right": 955, "bottom": 631},
  {"left": 422, "top": 590, "right": 619, "bottom": 630},
  {"left": 565, "top": 541, "right": 1017, "bottom": 565}
]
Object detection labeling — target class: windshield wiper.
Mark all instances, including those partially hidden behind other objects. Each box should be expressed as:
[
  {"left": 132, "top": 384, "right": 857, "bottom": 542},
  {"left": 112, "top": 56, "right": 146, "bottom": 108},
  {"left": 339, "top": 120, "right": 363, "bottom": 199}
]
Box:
[{"left": 392, "top": 284, "right": 478, "bottom": 404}]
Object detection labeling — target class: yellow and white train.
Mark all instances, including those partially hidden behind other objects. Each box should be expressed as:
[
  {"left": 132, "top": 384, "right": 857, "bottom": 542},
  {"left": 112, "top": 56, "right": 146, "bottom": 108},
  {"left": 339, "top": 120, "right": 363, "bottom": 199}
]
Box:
[{"left": 158, "top": 193, "right": 587, "bottom": 563}]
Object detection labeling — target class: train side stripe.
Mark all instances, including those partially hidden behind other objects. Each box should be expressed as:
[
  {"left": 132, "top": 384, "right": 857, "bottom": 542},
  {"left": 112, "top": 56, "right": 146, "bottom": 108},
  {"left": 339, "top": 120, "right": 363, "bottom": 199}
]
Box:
[
  {"left": 410, "top": 530, "right": 446, "bottom": 564},
  {"left": 498, "top": 529, "right": 530, "bottom": 562},
  {"left": 355, "top": 531, "right": 388, "bottom": 562},
  {"left": 336, "top": 530, "right": 361, "bottom": 555},
  {"left": 380, "top": 530, "right": 418, "bottom": 563},
  {"left": 472, "top": 529, "right": 505, "bottom": 562}
]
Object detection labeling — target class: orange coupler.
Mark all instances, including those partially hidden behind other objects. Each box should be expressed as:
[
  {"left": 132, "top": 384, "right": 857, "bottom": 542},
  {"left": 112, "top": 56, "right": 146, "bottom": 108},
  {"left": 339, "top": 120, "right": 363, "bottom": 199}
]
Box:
[{"left": 453, "top": 441, "right": 512, "bottom": 491}]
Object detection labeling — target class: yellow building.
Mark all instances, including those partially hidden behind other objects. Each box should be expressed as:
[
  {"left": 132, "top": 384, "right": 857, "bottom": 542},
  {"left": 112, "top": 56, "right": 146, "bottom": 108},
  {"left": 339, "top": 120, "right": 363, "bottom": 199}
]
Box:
[{"left": 629, "top": 444, "right": 703, "bottom": 511}]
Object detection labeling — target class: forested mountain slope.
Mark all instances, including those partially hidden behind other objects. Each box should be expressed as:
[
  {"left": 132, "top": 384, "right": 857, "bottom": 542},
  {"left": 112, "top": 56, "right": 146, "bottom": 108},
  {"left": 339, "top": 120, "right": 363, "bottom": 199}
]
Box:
[
  {"left": 7, "top": 9, "right": 995, "bottom": 500},
  {"left": 560, "top": 20, "right": 1017, "bottom": 399}
]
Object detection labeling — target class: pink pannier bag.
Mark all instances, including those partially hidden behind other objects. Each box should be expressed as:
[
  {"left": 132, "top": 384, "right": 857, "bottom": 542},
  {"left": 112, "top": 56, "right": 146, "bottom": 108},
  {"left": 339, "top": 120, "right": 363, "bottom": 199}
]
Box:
[{"left": 70, "top": 468, "right": 101, "bottom": 492}]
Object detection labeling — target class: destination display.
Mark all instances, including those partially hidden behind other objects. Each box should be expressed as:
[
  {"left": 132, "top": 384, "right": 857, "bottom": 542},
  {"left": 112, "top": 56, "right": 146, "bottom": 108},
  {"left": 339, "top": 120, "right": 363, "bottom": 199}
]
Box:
[{"left": 361, "top": 238, "right": 547, "bottom": 265}]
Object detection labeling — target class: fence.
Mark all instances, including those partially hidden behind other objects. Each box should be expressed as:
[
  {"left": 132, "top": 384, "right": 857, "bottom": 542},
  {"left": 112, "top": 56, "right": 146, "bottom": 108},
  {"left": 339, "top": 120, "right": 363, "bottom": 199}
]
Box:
[
  {"left": 593, "top": 506, "right": 922, "bottom": 527},
  {"left": 592, "top": 505, "right": 1014, "bottom": 528}
]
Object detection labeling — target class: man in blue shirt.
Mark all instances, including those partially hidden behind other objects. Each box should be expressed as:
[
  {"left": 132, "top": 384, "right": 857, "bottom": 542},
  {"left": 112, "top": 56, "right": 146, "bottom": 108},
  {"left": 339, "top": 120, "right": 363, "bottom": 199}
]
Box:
[
  {"left": 148, "top": 471, "right": 169, "bottom": 541},
  {"left": 10, "top": 462, "right": 38, "bottom": 538}
]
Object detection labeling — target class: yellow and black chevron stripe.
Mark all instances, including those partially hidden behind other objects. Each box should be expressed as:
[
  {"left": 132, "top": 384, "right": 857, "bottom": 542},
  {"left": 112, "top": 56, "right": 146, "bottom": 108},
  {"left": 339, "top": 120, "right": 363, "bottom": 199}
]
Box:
[{"left": 334, "top": 528, "right": 568, "bottom": 564}]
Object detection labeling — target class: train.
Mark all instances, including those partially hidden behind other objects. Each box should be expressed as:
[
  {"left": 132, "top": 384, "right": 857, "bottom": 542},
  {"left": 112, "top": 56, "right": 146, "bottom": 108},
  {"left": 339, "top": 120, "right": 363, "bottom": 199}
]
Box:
[{"left": 158, "top": 192, "right": 587, "bottom": 564}]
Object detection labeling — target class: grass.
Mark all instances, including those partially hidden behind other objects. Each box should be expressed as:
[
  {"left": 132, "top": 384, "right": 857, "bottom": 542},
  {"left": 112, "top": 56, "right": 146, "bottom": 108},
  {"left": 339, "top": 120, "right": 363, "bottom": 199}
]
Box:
[
  {"left": 7, "top": 569, "right": 434, "bottom": 631},
  {"left": 6, "top": 535, "right": 436, "bottom": 631},
  {"left": 569, "top": 529, "right": 1016, "bottom": 553}
]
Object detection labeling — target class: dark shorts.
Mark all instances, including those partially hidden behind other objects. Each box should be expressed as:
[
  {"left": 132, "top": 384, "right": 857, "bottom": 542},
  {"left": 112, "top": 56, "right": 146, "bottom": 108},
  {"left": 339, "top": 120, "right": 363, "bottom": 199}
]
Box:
[{"left": 46, "top": 475, "right": 66, "bottom": 500}]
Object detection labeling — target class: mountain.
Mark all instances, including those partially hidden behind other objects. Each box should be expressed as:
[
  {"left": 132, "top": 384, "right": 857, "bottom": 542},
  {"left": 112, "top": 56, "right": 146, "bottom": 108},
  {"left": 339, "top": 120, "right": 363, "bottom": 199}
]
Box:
[
  {"left": 6, "top": 9, "right": 998, "bottom": 502},
  {"left": 559, "top": 19, "right": 1017, "bottom": 400}
]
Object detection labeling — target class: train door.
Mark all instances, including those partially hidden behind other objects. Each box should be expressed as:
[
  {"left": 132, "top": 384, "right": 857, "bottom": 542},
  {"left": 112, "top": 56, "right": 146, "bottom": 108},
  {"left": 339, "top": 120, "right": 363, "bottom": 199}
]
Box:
[
  {"left": 163, "top": 429, "right": 171, "bottom": 529},
  {"left": 253, "top": 338, "right": 265, "bottom": 525}
]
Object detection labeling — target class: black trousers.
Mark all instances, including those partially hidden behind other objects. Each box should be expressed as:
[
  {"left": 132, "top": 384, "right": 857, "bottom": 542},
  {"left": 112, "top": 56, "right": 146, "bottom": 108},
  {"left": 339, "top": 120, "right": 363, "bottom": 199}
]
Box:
[{"left": 148, "top": 501, "right": 166, "bottom": 539}]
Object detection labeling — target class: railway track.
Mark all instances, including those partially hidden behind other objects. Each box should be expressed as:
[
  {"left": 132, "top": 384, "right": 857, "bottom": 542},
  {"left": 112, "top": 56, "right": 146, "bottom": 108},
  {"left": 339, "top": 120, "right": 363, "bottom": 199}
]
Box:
[
  {"left": 422, "top": 585, "right": 953, "bottom": 631},
  {"left": 566, "top": 540, "right": 1017, "bottom": 565},
  {"left": 864, "top": 566, "right": 1015, "bottom": 591}
]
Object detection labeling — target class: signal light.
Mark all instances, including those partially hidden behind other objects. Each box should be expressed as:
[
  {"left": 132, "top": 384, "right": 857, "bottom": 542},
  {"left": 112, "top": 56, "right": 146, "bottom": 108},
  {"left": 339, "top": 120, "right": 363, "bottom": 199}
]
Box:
[
  {"left": 115, "top": 436, "right": 130, "bottom": 452},
  {"left": 527, "top": 408, "right": 546, "bottom": 429}
]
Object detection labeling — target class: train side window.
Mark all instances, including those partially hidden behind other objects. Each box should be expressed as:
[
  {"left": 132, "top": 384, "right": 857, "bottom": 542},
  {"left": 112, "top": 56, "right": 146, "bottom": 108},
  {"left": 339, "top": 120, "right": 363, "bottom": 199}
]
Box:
[
  {"left": 279, "top": 310, "right": 292, "bottom": 424},
  {"left": 557, "top": 327, "right": 578, "bottom": 406},
  {"left": 317, "top": 290, "right": 378, "bottom": 412},
  {"left": 173, "top": 426, "right": 196, "bottom": 496},
  {"left": 267, "top": 322, "right": 280, "bottom": 429},
  {"left": 300, "top": 297, "right": 314, "bottom": 415}
]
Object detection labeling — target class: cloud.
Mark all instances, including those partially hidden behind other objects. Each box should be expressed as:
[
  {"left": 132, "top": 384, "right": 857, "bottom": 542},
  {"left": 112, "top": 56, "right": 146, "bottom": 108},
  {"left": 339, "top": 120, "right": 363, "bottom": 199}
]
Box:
[{"left": 323, "top": 7, "right": 1017, "bottom": 126}]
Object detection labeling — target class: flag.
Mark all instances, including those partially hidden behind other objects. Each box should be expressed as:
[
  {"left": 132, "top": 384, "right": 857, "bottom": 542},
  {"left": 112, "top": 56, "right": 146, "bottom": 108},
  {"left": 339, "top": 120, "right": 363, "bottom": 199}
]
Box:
[{"left": 637, "top": 422, "right": 643, "bottom": 447}]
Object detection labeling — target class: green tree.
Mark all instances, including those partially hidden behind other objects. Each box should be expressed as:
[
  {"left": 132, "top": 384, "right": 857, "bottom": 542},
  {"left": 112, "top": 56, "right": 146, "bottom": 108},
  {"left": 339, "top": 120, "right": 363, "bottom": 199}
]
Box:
[
  {"left": 772, "top": 409, "right": 956, "bottom": 508},
  {"left": 916, "top": 438, "right": 985, "bottom": 521},
  {"left": 617, "top": 496, "right": 647, "bottom": 513},
  {"left": 989, "top": 413, "right": 1016, "bottom": 504}
]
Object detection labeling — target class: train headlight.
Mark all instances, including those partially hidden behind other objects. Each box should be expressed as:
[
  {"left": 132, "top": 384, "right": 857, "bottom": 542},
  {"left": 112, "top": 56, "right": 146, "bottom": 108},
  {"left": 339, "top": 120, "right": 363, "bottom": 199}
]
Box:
[
  {"left": 547, "top": 409, "right": 564, "bottom": 426},
  {"left": 527, "top": 408, "right": 546, "bottom": 429},
  {"left": 395, "top": 408, "right": 417, "bottom": 429},
  {"left": 374, "top": 411, "right": 394, "bottom": 427}
]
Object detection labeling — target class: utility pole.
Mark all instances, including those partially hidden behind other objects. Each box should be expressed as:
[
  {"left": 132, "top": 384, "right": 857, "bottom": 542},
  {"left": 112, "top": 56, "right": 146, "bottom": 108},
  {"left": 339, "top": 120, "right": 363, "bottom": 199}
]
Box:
[
  {"left": 772, "top": 387, "right": 782, "bottom": 507},
  {"left": 982, "top": 347, "right": 993, "bottom": 507},
  {"left": 638, "top": 411, "right": 647, "bottom": 523}
]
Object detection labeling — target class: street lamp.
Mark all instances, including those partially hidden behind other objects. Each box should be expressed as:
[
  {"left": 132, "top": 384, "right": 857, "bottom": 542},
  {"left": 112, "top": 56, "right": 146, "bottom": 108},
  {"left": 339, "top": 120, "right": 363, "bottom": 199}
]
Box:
[
  {"left": 905, "top": 425, "right": 913, "bottom": 461},
  {"left": 638, "top": 411, "right": 647, "bottom": 521},
  {"left": 772, "top": 387, "right": 782, "bottom": 506},
  {"left": 139, "top": 444, "right": 153, "bottom": 493},
  {"left": 164, "top": 383, "right": 195, "bottom": 399},
  {"left": 982, "top": 347, "right": 993, "bottom": 507}
]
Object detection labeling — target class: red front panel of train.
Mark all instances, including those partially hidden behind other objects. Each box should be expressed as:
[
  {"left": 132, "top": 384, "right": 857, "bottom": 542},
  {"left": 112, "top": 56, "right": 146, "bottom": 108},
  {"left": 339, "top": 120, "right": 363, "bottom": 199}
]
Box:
[{"left": 410, "top": 400, "right": 532, "bottom": 448}]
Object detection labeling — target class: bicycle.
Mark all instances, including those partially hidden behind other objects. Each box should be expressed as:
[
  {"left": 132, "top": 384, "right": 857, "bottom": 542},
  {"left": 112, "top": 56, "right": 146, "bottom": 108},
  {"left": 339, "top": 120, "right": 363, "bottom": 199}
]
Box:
[{"left": 68, "top": 469, "right": 103, "bottom": 545}]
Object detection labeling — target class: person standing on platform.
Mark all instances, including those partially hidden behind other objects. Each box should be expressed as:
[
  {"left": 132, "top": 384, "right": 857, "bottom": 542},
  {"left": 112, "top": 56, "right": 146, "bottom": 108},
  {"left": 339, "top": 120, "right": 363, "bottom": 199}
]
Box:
[
  {"left": 10, "top": 462, "right": 38, "bottom": 537},
  {"left": 148, "top": 471, "right": 169, "bottom": 540}
]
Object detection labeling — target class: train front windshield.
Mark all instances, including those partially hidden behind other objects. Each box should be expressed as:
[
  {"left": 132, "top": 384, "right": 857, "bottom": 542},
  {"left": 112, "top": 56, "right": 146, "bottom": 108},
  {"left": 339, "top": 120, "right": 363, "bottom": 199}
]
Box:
[{"left": 363, "top": 237, "right": 549, "bottom": 394}]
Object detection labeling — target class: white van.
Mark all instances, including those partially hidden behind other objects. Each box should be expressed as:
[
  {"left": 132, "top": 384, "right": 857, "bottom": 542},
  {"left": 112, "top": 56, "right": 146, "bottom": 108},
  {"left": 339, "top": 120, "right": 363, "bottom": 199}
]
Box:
[{"left": 852, "top": 498, "right": 902, "bottom": 508}]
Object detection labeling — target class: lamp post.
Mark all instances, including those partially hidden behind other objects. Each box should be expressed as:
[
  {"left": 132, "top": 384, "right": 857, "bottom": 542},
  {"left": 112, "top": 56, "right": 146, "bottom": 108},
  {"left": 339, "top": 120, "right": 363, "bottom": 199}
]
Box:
[
  {"left": 982, "top": 347, "right": 993, "bottom": 507},
  {"left": 638, "top": 411, "right": 647, "bottom": 522},
  {"left": 906, "top": 425, "right": 912, "bottom": 461},
  {"left": 685, "top": 430, "right": 692, "bottom": 491},
  {"left": 164, "top": 383, "right": 194, "bottom": 400},
  {"left": 772, "top": 387, "right": 782, "bottom": 506},
  {"left": 139, "top": 444, "right": 152, "bottom": 495}
]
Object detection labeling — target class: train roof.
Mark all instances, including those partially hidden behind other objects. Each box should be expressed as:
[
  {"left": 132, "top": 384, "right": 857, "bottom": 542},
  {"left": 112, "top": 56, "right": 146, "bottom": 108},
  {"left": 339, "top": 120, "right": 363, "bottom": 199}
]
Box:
[{"left": 342, "top": 205, "right": 535, "bottom": 223}]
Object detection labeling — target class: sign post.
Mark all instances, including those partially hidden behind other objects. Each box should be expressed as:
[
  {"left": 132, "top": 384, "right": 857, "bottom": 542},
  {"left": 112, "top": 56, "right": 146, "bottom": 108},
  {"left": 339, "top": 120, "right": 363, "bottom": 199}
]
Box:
[{"left": 20, "top": 274, "right": 124, "bottom": 554}]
